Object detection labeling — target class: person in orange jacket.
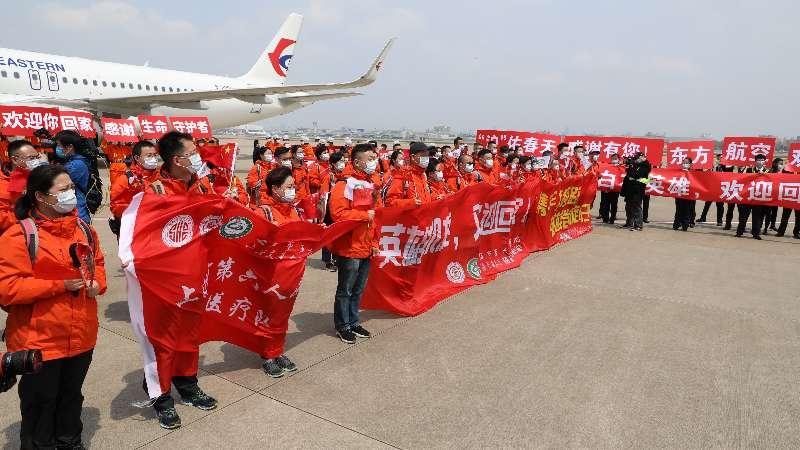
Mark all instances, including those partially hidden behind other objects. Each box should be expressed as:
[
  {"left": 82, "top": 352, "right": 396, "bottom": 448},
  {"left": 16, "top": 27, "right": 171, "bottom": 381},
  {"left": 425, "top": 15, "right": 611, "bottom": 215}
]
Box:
[
  {"left": 258, "top": 147, "right": 292, "bottom": 205},
  {"left": 542, "top": 155, "right": 564, "bottom": 184},
  {"left": 475, "top": 149, "right": 498, "bottom": 185},
  {"left": 384, "top": 142, "right": 432, "bottom": 208},
  {"left": 289, "top": 146, "right": 311, "bottom": 202},
  {"left": 0, "top": 134, "right": 10, "bottom": 167},
  {"left": 426, "top": 158, "right": 453, "bottom": 200},
  {"left": 329, "top": 144, "right": 381, "bottom": 344},
  {"left": 308, "top": 144, "right": 331, "bottom": 194},
  {"left": 205, "top": 163, "right": 249, "bottom": 206},
  {"left": 246, "top": 146, "right": 276, "bottom": 206},
  {"left": 448, "top": 153, "right": 483, "bottom": 191},
  {"left": 138, "top": 131, "right": 218, "bottom": 429},
  {"left": 0, "top": 164, "right": 107, "bottom": 449},
  {"left": 105, "top": 142, "right": 130, "bottom": 186},
  {"left": 0, "top": 140, "right": 49, "bottom": 233},
  {"left": 109, "top": 141, "right": 160, "bottom": 238}
]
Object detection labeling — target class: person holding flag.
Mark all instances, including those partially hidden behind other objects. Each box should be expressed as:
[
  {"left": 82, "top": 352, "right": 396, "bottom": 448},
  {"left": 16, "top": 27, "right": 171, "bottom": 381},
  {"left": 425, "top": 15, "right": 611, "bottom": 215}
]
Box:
[
  {"left": 109, "top": 141, "right": 161, "bottom": 238},
  {"left": 0, "top": 140, "right": 48, "bottom": 233}
]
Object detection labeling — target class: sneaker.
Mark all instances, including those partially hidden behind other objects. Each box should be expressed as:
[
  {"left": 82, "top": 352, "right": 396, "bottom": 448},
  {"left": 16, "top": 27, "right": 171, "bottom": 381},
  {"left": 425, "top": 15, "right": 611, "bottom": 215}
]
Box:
[
  {"left": 156, "top": 407, "right": 181, "bottom": 429},
  {"left": 643, "top": 219, "right": 650, "bottom": 223},
  {"left": 351, "top": 325, "right": 371, "bottom": 338},
  {"left": 179, "top": 388, "right": 217, "bottom": 410},
  {"left": 723, "top": 225, "right": 731, "bottom": 230},
  {"left": 276, "top": 355, "right": 297, "bottom": 373},
  {"left": 337, "top": 329, "right": 357, "bottom": 344},
  {"left": 325, "top": 262, "right": 337, "bottom": 272},
  {"left": 262, "top": 358, "right": 285, "bottom": 378}
]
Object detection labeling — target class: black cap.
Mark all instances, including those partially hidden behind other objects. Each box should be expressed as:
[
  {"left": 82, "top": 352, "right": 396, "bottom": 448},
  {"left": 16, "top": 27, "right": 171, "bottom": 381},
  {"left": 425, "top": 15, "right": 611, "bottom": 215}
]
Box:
[{"left": 409, "top": 142, "right": 429, "bottom": 155}]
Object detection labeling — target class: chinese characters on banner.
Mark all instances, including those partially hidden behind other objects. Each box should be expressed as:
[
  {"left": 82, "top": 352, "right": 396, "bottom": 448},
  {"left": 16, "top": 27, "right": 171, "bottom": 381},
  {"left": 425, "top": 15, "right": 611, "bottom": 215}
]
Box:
[
  {"left": 361, "top": 174, "right": 596, "bottom": 316},
  {"left": 786, "top": 143, "right": 800, "bottom": 173},
  {"left": 59, "top": 111, "right": 96, "bottom": 138},
  {"left": 475, "top": 129, "right": 561, "bottom": 156},
  {"left": 475, "top": 129, "right": 497, "bottom": 146},
  {"left": 137, "top": 115, "right": 171, "bottom": 140},
  {"left": 169, "top": 116, "right": 212, "bottom": 139},
  {"left": 0, "top": 105, "right": 61, "bottom": 136},
  {"left": 720, "top": 136, "right": 776, "bottom": 167},
  {"left": 564, "top": 135, "right": 665, "bottom": 166},
  {"left": 100, "top": 118, "right": 138, "bottom": 143},
  {"left": 595, "top": 164, "right": 800, "bottom": 208},
  {"left": 665, "top": 140, "right": 714, "bottom": 170}
]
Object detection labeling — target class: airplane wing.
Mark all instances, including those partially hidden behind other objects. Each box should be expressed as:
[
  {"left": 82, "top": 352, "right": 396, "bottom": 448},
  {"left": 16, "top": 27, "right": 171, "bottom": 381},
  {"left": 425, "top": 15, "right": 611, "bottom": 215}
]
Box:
[{"left": 86, "top": 38, "right": 394, "bottom": 109}]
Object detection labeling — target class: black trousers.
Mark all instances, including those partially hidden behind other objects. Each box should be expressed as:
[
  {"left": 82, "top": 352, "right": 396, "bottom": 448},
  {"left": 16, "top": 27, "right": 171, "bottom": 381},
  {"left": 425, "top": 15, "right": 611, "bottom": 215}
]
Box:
[
  {"left": 642, "top": 195, "right": 650, "bottom": 221},
  {"left": 723, "top": 203, "right": 736, "bottom": 228},
  {"left": 146, "top": 375, "right": 200, "bottom": 412},
  {"left": 18, "top": 349, "right": 93, "bottom": 449},
  {"left": 673, "top": 198, "right": 693, "bottom": 230},
  {"left": 764, "top": 206, "right": 779, "bottom": 231},
  {"left": 700, "top": 201, "right": 724, "bottom": 224},
  {"left": 625, "top": 194, "right": 644, "bottom": 228},
  {"left": 599, "top": 192, "right": 619, "bottom": 223},
  {"left": 777, "top": 208, "right": 800, "bottom": 236},
  {"left": 736, "top": 204, "right": 766, "bottom": 237}
]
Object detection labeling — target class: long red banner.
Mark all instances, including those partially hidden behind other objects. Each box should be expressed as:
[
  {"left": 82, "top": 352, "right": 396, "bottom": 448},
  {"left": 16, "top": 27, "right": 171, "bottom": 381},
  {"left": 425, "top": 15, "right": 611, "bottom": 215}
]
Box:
[
  {"left": 596, "top": 164, "right": 800, "bottom": 208},
  {"left": 361, "top": 174, "right": 597, "bottom": 316}
]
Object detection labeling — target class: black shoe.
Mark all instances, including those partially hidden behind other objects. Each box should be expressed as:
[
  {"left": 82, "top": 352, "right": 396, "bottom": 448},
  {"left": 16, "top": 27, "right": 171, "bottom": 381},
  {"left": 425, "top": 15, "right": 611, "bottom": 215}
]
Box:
[
  {"left": 351, "top": 325, "right": 371, "bottom": 338},
  {"left": 716, "top": 222, "right": 723, "bottom": 226},
  {"left": 753, "top": 235, "right": 762, "bottom": 240},
  {"left": 794, "top": 234, "right": 800, "bottom": 239},
  {"left": 763, "top": 229, "right": 769, "bottom": 235},
  {"left": 179, "top": 387, "right": 217, "bottom": 410},
  {"left": 776, "top": 232, "right": 785, "bottom": 237},
  {"left": 735, "top": 233, "right": 743, "bottom": 237},
  {"left": 697, "top": 218, "right": 706, "bottom": 223},
  {"left": 682, "top": 227, "right": 688, "bottom": 231},
  {"left": 276, "top": 355, "right": 297, "bottom": 373},
  {"left": 337, "top": 329, "right": 357, "bottom": 344},
  {"left": 619, "top": 224, "right": 630, "bottom": 229},
  {"left": 723, "top": 225, "right": 731, "bottom": 230},
  {"left": 634, "top": 226, "right": 643, "bottom": 231},
  {"left": 770, "top": 226, "right": 778, "bottom": 231},
  {"left": 325, "top": 262, "right": 337, "bottom": 272},
  {"left": 643, "top": 219, "right": 650, "bottom": 223},
  {"left": 156, "top": 407, "right": 181, "bottom": 429},
  {"left": 689, "top": 223, "right": 695, "bottom": 228},
  {"left": 262, "top": 358, "right": 285, "bottom": 378}
]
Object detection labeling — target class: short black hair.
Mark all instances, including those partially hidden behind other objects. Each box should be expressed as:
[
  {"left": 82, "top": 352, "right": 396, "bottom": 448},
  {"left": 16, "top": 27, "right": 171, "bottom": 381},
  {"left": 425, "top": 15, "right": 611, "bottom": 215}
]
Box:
[
  {"left": 389, "top": 149, "right": 404, "bottom": 164},
  {"left": 557, "top": 142, "right": 569, "bottom": 151},
  {"left": 477, "top": 149, "right": 493, "bottom": 159},
  {"left": 158, "top": 131, "right": 193, "bottom": 169},
  {"left": 253, "top": 146, "right": 268, "bottom": 160},
  {"left": 314, "top": 144, "right": 328, "bottom": 159},
  {"left": 274, "top": 146, "right": 291, "bottom": 159},
  {"left": 426, "top": 157, "right": 440, "bottom": 175},
  {"left": 458, "top": 153, "right": 473, "bottom": 164},
  {"left": 351, "top": 143, "right": 372, "bottom": 161},
  {"left": 453, "top": 137, "right": 462, "bottom": 146},
  {"left": 574, "top": 145, "right": 585, "bottom": 151},
  {"left": 54, "top": 129, "right": 83, "bottom": 149},
  {"left": 409, "top": 142, "right": 428, "bottom": 155},
  {"left": 7, "top": 139, "right": 34, "bottom": 158},
  {"left": 132, "top": 140, "right": 156, "bottom": 157},
  {"left": 16, "top": 164, "right": 68, "bottom": 219},
  {"left": 266, "top": 166, "right": 293, "bottom": 195},
  {"left": 330, "top": 151, "right": 345, "bottom": 166},
  {"left": 518, "top": 156, "right": 532, "bottom": 166}
]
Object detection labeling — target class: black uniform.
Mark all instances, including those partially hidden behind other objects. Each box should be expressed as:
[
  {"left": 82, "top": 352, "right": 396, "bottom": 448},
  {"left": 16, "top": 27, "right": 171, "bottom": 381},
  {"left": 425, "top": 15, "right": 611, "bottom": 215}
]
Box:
[
  {"left": 621, "top": 159, "right": 651, "bottom": 229},
  {"left": 735, "top": 165, "right": 769, "bottom": 239},
  {"left": 699, "top": 164, "right": 732, "bottom": 226}
]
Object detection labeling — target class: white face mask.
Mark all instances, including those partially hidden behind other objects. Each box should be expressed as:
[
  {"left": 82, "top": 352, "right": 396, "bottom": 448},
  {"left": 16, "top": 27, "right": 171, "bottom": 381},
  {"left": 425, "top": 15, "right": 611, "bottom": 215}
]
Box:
[
  {"left": 47, "top": 189, "right": 77, "bottom": 213},
  {"left": 682, "top": 163, "right": 691, "bottom": 170},
  {"left": 263, "top": 152, "right": 274, "bottom": 162},
  {"left": 523, "top": 164, "right": 533, "bottom": 171},
  {"left": 434, "top": 170, "right": 444, "bottom": 181},
  {"left": 417, "top": 156, "right": 430, "bottom": 169},
  {"left": 434, "top": 152, "right": 442, "bottom": 159},
  {"left": 756, "top": 161, "right": 765, "bottom": 168},
  {"left": 335, "top": 161, "right": 346, "bottom": 171},
  {"left": 295, "top": 152, "right": 305, "bottom": 160},
  {"left": 611, "top": 159, "right": 620, "bottom": 165},
  {"left": 482, "top": 159, "right": 494, "bottom": 169},
  {"left": 187, "top": 153, "right": 204, "bottom": 173},
  {"left": 591, "top": 154, "right": 599, "bottom": 161},
  {"left": 395, "top": 159, "right": 405, "bottom": 167},
  {"left": 552, "top": 164, "right": 560, "bottom": 171},
  {"left": 363, "top": 159, "right": 378, "bottom": 174},
  {"left": 464, "top": 163, "right": 474, "bottom": 173},
  {"left": 142, "top": 156, "right": 159, "bottom": 170},
  {"left": 24, "top": 158, "right": 47, "bottom": 171},
  {"left": 320, "top": 153, "right": 330, "bottom": 161},
  {"left": 510, "top": 163, "right": 518, "bottom": 170},
  {"left": 449, "top": 150, "right": 460, "bottom": 159},
  {"left": 281, "top": 188, "right": 296, "bottom": 203},
  {"left": 281, "top": 159, "right": 293, "bottom": 168}
]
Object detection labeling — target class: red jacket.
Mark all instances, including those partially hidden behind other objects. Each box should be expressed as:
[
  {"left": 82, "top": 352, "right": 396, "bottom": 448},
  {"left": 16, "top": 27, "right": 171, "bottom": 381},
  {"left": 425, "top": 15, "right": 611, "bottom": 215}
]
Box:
[
  {"left": 329, "top": 172, "right": 382, "bottom": 259},
  {"left": 258, "top": 195, "right": 301, "bottom": 225},
  {"left": 384, "top": 165, "right": 431, "bottom": 208},
  {"left": 109, "top": 164, "right": 158, "bottom": 219}
]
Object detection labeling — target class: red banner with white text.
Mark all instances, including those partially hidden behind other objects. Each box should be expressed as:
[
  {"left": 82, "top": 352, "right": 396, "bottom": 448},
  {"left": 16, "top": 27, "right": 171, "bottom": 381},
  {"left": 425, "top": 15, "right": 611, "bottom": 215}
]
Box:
[
  {"left": 720, "top": 136, "right": 775, "bottom": 167},
  {"left": 564, "top": 135, "right": 665, "bottom": 166},
  {"left": 170, "top": 116, "right": 212, "bottom": 139},
  {"left": 0, "top": 105, "right": 61, "bottom": 136},
  {"left": 101, "top": 118, "right": 138, "bottom": 142},
  {"left": 361, "top": 174, "right": 597, "bottom": 316},
  {"left": 475, "top": 129, "right": 561, "bottom": 156},
  {"left": 137, "top": 115, "right": 171, "bottom": 140},
  {"left": 665, "top": 140, "right": 715, "bottom": 170},
  {"left": 59, "top": 111, "right": 96, "bottom": 138},
  {"left": 786, "top": 143, "right": 800, "bottom": 173}
]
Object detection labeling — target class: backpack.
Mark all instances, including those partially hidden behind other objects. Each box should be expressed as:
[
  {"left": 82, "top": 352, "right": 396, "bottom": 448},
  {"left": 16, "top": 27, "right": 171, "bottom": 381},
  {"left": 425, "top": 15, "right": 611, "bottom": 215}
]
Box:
[
  {"left": 76, "top": 142, "right": 104, "bottom": 215},
  {"left": 19, "top": 217, "right": 95, "bottom": 265}
]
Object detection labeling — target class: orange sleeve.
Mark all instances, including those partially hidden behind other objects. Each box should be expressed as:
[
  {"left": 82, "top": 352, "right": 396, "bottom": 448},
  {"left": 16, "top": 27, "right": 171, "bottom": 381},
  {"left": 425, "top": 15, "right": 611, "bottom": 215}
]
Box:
[
  {"left": 109, "top": 174, "right": 133, "bottom": 219},
  {"left": 329, "top": 183, "right": 370, "bottom": 222},
  {"left": 234, "top": 176, "right": 249, "bottom": 206},
  {"left": 308, "top": 165, "right": 322, "bottom": 193},
  {"left": 384, "top": 178, "right": 416, "bottom": 208},
  {"left": 0, "top": 228, "right": 66, "bottom": 306}
]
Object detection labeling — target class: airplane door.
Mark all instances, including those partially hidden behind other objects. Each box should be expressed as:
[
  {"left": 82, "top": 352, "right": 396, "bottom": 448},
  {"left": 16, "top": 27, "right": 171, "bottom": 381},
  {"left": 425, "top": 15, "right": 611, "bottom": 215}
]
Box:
[
  {"left": 28, "top": 69, "right": 42, "bottom": 90},
  {"left": 46, "top": 71, "right": 60, "bottom": 91}
]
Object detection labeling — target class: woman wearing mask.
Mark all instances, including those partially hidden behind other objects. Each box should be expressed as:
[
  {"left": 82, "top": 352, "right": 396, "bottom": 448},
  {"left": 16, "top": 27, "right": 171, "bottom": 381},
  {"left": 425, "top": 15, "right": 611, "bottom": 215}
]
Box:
[
  {"left": 318, "top": 152, "right": 347, "bottom": 272},
  {"left": 53, "top": 130, "right": 92, "bottom": 223},
  {"left": 246, "top": 146, "right": 275, "bottom": 205},
  {"left": 0, "top": 164, "right": 106, "bottom": 449},
  {"left": 542, "top": 156, "right": 563, "bottom": 184},
  {"left": 425, "top": 158, "right": 452, "bottom": 200},
  {"left": 0, "top": 140, "right": 48, "bottom": 233},
  {"left": 308, "top": 145, "right": 331, "bottom": 195}
]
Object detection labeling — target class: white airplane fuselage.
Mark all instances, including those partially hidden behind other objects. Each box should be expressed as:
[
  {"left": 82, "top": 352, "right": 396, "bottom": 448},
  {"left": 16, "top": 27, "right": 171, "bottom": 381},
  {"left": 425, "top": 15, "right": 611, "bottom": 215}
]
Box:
[{"left": 0, "top": 48, "right": 310, "bottom": 128}]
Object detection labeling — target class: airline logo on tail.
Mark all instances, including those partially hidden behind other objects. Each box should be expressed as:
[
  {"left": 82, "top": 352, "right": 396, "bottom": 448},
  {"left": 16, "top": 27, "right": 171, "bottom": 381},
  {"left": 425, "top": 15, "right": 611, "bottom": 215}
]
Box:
[{"left": 268, "top": 38, "right": 296, "bottom": 77}]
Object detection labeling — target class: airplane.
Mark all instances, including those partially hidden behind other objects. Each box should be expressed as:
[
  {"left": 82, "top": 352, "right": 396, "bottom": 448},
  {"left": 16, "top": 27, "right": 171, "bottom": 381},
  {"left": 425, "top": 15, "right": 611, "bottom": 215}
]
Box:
[{"left": 0, "top": 13, "right": 395, "bottom": 129}]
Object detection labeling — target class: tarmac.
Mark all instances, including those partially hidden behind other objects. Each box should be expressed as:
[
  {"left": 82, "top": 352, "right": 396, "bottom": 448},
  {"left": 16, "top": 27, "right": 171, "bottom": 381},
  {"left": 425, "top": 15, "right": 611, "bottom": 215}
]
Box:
[{"left": 2, "top": 146, "right": 799, "bottom": 449}]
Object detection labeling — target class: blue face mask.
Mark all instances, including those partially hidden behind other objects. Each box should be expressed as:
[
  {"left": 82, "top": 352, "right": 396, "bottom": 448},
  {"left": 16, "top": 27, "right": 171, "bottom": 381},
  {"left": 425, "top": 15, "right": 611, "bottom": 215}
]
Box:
[{"left": 54, "top": 146, "right": 66, "bottom": 158}]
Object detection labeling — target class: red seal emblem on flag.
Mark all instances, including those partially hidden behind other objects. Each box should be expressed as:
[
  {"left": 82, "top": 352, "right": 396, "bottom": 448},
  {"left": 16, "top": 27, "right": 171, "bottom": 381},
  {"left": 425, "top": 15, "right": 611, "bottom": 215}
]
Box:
[{"left": 161, "top": 215, "right": 194, "bottom": 248}]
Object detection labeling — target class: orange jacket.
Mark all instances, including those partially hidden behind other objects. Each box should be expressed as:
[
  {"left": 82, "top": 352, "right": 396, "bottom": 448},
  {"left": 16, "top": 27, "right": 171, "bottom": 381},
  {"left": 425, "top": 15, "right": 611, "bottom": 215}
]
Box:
[
  {"left": 0, "top": 212, "right": 107, "bottom": 361},
  {"left": 308, "top": 161, "right": 331, "bottom": 194},
  {"left": 257, "top": 195, "right": 301, "bottom": 225},
  {"left": 246, "top": 160, "right": 274, "bottom": 205},
  {"left": 476, "top": 165, "right": 498, "bottom": 185},
  {"left": 384, "top": 165, "right": 431, "bottom": 208},
  {"left": 329, "top": 172, "right": 382, "bottom": 259},
  {"left": 447, "top": 171, "right": 481, "bottom": 191},
  {"left": 109, "top": 164, "right": 158, "bottom": 219},
  {"left": 428, "top": 179, "right": 453, "bottom": 200},
  {"left": 293, "top": 164, "right": 311, "bottom": 201},
  {"left": 0, "top": 172, "right": 24, "bottom": 233},
  {"left": 0, "top": 139, "right": 9, "bottom": 165},
  {"left": 146, "top": 169, "right": 214, "bottom": 195},
  {"left": 208, "top": 168, "right": 249, "bottom": 206}
]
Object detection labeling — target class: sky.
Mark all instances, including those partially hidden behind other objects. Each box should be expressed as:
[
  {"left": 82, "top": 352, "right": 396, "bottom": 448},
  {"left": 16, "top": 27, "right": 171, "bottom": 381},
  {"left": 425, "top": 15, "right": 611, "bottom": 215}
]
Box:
[{"left": 2, "top": 0, "right": 798, "bottom": 138}]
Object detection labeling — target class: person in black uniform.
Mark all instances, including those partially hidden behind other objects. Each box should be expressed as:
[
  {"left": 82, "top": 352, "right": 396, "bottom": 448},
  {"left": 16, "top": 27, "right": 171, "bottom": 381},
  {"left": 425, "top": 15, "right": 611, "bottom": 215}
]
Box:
[
  {"left": 620, "top": 152, "right": 651, "bottom": 231},
  {"left": 762, "top": 157, "right": 784, "bottom": 235},
  {"left": 698, "top": 154, "right": 727, "bottom": 226},
  {"left": 775, "top": 159, "right": 800, "bottom": 238},
  {"left": 735, "top": 154, "right": 769, "bottom": 240},
  {"left": 599, "top": 153, "right": 622, "bottom": 224},
  {"left": 673, "top": 157, "right": 694, "bottom": 231}
]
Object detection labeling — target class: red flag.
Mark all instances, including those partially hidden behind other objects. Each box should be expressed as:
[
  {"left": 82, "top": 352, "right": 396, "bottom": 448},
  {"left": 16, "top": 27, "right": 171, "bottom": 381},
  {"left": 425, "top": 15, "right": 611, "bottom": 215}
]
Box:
[
  {"left": 199, "top": 143, "right": 236, "bottom": 170},
  {"left": 0, "top": 105, "right": 61, "bottom": 136},
  {"left": 786, "top": 143, "right": 800, "bottom": 173},
  {"left": 564, "top": 135, "right": 665, "bottom": 166},
  {"left": 119, "top": 192, "right": 358, "bottom": 398}
]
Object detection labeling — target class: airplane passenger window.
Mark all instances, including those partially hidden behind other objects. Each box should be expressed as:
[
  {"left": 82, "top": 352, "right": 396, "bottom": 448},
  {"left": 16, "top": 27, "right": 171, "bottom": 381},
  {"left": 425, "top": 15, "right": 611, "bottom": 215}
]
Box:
[
  {"left": 161, "top": 86, "right": 166, "bottom": 92},
  {"left": 169, "top": 87, "right": 173, "bottom": 92},
  {"left": 137, "top": 84, "right": 142, "bottom": 90},
  {"left": 111, "top": 82, "right": 116, "bottom": 87},
  {"left": 14, "top": 72, "right": 20, "bottom": 79},
  {"left": 73, "top": 78, "right": 78, "bottom": 84},
  {"left": 1, "top": 71, "right": 6, "bottom": 78},
  {"left": 129, "top": 83, "right": 133, "bottom": 89},
  {"left": 92, "top": 80, "right": 98, "bottom": 86},
  {"left": 145, "top": 85, "right": 150, "bottom": 91},
  {"left": 102, "top": 81, "right": 107, "bottom": 87},
  {"left": 119, "top": 82, "right": 125, "bottom": 89},
  {"left": 83, "top": 79, "right": 88, "bottom": 85}
]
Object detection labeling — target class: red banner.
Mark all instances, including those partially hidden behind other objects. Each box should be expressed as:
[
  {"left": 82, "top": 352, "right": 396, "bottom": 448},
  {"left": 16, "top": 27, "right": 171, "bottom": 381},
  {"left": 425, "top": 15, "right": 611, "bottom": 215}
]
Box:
[
  {"left": 120, "top": 193, "right": 358, "bottom": 397},
  {"left": 361, "top": 174, "right": 597, "bottom": 316},
  {"left": 170, "top": 116, "right": 212, "bottom": 139},
  {"left": 137, "top": 115, "right": 171, "bottom": 140},
  {"left": 198, "top": 143, "right": 236, "bottom": 171},
  {"left": 475, "top": 129, "right": 561, "bottom": 156},
  {"left": 59, "top": 111, "right": 96, "bottom": 138},
  {"left": 721, "top": 136, "right": 775, "bottom": 167},
  {"left": 0, "top": 105, "right": 61, "bottom": 136},
  {"left": 101, "top": 118, "right": 138, "bottom": 143},
  {"left": 786, "top": 143, "right": 800, "bottom": 173},
  {"left": 564, "top": 136, "right": 665, "bottom": 166},
  {"left": 665, "top": 140, "right": 715, "bottom": 170},
  {"left": 475, "top": 129, "right": 497, "bottom": 146},
  {"left": 595, "top": 164, "right": 800, "bottom": 208}
]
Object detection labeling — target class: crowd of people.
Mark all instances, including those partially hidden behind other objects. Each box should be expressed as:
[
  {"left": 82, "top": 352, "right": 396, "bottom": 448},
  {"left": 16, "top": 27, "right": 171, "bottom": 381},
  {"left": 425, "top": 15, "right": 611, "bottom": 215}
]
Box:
[{"left": 0, "top": 130, "right": 797, "bottom": 447}]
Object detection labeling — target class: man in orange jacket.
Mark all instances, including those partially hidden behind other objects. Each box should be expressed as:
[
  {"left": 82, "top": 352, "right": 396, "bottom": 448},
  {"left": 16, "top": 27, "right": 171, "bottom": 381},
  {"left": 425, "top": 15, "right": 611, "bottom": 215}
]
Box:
[
  {"left": 0, "top": 140, "right": 48, "bottom": 233},
  {"left": 447, "top": 153, "right": 483, "bottom": 191},
  {"left": 384, "top": 142, "right": 432, "bottom": 207},
  {"left": 475, "top": 149, "right": 498, "bottom": 185},
  {"left": 137, "top": 131, "right": 218, "bottom": 429},
  {"left": 329, "top": 144, "right": 381, "bottom": 344},
  {"left": 109, "top": 141, "right": 160, "bottom": 238}
]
